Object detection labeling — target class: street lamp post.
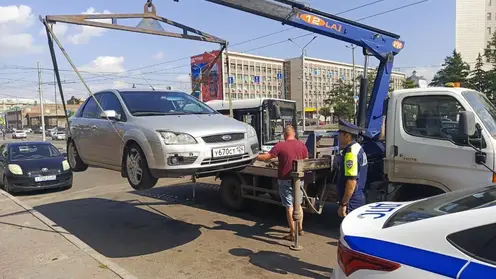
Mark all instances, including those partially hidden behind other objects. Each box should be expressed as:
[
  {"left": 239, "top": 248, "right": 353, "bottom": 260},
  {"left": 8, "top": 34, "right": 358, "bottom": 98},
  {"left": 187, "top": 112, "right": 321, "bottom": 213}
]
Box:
[
  {"left": 288, "top": 36, "right": 317, "bottom": 132},
  {"left": 346, "top": 44, "right": 358, "bottom": 124}
]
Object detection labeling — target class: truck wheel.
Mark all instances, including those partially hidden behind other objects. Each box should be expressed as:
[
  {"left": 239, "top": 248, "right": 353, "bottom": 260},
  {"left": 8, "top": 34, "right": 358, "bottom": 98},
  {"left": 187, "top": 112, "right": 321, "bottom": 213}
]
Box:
[
  {"left": 220, "top": 176, "right": 245, "bottom": 211},
  {"left": 125, "top": 143, "right": 158, "bottom": 191},
  {"left": 67, "top": 140, "right": 88, "bottom": 172}
]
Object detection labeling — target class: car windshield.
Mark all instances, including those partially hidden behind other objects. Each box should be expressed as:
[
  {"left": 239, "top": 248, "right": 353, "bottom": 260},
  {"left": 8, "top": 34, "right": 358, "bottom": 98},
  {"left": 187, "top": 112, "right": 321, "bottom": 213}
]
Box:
[
  {"left": 383, "top": 185, "right": 496, "bottom": 228},
  {"left": 119, "top": 91, "right": 217, "bottom": 116},
  {"left": 9, "top": 144, "right": 61, "bottom": 160},
  {"left": 462, "top": 90, "right": 496, "bottom": 137}
]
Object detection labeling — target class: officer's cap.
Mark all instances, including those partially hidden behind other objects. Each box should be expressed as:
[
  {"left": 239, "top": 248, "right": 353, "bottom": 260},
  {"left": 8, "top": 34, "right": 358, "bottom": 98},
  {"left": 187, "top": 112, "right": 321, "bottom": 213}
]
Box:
[{"left": 338, "top": 118, "right": 361, "bottom": 136}]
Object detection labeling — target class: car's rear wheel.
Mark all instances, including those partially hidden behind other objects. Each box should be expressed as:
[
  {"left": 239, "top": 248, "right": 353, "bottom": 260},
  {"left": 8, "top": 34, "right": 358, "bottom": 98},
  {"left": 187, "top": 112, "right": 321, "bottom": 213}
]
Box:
[
  {"left": 67, "top": 140, "right": 88, "bottom": 172},
  {"left": 125, "top": 143, "right": 158, "bottom": 191}
]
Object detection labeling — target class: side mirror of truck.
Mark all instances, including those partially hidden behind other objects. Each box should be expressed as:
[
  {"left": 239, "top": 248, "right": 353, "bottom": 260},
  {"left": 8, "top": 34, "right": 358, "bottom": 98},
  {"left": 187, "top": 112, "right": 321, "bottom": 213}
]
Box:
[
  {"left": 274, "top": 105, "right": 281, "bottom": 119},
  {"left": 458, "top": 111, "right": 476, "bottom": 137},
  {"left": 475, "top": 151, "right": 487, "bottom": 165}
]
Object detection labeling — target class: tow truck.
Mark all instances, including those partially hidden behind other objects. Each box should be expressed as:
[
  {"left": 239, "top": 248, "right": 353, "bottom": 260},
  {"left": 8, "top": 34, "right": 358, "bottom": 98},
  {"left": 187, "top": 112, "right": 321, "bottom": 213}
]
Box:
[
  {"left": 180, "top": 0, "right": 496, "bottom": 216},
  {"left": 42, "top": 0, "right": 496, "bottom": 229}
]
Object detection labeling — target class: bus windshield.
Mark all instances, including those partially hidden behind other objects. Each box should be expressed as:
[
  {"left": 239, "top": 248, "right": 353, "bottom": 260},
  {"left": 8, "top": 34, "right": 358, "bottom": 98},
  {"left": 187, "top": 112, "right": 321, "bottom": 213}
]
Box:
[
  {"left": 262, "top": 100, "right": 297, "bottom": 145},
  {"left": 462, "top": 90, "right": 496, "bottom": 137}
]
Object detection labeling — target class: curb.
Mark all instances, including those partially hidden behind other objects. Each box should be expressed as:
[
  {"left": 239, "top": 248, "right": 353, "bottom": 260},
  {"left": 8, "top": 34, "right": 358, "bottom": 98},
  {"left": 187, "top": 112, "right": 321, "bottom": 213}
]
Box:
[{"left": 0, "top": 190, "right": 138, "bottom": 279}]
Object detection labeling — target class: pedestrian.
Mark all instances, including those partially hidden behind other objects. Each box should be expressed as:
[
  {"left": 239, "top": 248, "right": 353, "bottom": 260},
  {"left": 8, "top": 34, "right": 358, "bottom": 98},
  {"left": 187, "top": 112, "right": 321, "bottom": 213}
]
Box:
[
  {"left": 336, "top": 118, "right": 368, "bottom": 218},
  {"left": 256, "top": 125, "right": 308, "bottom": 241}
]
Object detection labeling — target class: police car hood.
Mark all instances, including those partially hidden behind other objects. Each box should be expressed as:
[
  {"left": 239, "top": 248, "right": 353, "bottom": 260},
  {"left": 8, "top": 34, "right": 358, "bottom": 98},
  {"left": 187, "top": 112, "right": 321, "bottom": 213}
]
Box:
[{"left": 340, "top": 201, "right": 413, "bottom": 238}]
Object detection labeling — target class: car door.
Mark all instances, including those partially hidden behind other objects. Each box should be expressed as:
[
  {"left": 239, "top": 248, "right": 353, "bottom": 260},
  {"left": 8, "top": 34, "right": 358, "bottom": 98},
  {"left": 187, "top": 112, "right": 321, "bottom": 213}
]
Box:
[
  {"left": 390, "top": 92, "right": 494, "bottom": 192},
  {"left": 94, "top": 92, "right": 127, "bottom": 167},
  {"left": 75, "top": 94, "right": 103, "bottom": 162}
]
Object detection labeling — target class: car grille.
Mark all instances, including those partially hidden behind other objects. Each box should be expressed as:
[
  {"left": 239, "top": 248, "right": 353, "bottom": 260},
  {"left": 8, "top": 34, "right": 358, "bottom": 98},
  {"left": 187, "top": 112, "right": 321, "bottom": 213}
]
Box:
[
  {"left": 201, "top": 153, "right": 250, "bottom": 165},
  {"left": 202, "top": 133, "right": 244, "bottom": 143}
]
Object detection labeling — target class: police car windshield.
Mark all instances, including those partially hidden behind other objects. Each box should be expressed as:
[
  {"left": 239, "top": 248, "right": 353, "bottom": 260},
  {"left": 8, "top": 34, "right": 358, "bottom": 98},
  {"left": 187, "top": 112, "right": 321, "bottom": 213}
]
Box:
[{"left": 383, "top": 185, "right": 496, "bottom": 228}]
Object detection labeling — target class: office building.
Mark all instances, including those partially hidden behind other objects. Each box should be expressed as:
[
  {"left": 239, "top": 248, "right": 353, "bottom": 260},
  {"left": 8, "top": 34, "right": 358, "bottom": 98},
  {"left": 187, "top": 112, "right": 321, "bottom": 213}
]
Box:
[
  {"left": 285, "top": 56, "right": 406, "bottom": 118},
  {"left": 190, "top": 51, "right": 406, "bottom": 118},
  {"left": 456, "top": 0, "right": 493, "bottom": 69},
  {"left": 190, "top": 51, "right": 285, "bottom": 102}
]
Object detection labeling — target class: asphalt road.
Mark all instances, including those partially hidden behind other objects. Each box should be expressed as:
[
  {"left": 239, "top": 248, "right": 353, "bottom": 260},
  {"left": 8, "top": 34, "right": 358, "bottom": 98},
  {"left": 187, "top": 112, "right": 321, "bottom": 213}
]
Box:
[{"left": 8, "top": 134, "right": 342, "bottom": 279}]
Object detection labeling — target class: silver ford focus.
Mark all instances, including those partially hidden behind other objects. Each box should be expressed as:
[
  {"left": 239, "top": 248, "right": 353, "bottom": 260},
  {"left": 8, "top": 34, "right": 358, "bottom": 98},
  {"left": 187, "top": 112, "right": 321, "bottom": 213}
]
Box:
[{"left": 66, "top": 89, "right": 259, "bottom": 190}]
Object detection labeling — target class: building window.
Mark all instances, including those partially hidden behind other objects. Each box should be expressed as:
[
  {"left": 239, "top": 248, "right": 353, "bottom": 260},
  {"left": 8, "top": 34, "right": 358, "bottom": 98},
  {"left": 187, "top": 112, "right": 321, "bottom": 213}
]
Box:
[
  {"left": 488, "top": 27, "right": 492, "bottom": 35},
  {"left": 488, "top": 13, "right": 492, "bottom": 20},
  {"left": 489, "top": 0, "right": 492, "bottom": 6}
]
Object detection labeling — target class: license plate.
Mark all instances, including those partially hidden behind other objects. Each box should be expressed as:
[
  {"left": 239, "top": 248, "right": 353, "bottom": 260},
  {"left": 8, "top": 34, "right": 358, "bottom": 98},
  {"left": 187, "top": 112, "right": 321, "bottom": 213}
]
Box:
[
  {"left": 35, "top": 175, "right": 56, "bottom": 182},
  {"left": 212, "top": 146, "right": 245, "bottom": 158}
]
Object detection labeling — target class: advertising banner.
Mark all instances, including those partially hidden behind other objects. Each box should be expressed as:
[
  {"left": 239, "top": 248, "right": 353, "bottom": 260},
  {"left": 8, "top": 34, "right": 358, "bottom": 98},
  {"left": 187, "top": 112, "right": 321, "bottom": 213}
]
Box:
[{"left": 190, "top": 50, "right": 223, "bottom": 102}]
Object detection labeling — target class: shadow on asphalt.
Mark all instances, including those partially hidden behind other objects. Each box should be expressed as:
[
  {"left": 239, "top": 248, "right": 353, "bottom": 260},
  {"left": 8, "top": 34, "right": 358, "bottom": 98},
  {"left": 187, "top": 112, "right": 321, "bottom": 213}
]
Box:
[
  {"left": 34, "top": 197, "right": 202, "bottom": 258},
  {"left": 132, "top": 182, "right": 341, "bottom": 240},
  {"left": 230, "top": 248, "right": 333, "bottom": 279}
]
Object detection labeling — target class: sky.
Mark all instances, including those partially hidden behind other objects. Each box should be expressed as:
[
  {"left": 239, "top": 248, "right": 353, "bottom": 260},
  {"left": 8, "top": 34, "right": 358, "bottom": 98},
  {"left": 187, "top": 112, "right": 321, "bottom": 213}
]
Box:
[{"left": 0, "top": 0, "right": 454, "bottom": 101}]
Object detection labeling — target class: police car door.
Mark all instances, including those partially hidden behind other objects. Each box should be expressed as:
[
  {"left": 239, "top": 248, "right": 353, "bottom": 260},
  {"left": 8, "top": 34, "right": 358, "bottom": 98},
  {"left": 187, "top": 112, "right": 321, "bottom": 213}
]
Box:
[{"left": 389, "top": 91, "right": 494, "bottom": 192}]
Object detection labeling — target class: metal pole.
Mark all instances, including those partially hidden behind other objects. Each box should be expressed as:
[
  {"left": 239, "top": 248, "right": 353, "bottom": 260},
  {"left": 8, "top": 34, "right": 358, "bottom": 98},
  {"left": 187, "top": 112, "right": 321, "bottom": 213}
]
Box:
[
  {"left": 301, "top": 51, "right": 305, "bottom": 131},
  {"left": 351, "top": 45, "right": 357, "bottom": 124},
  {"left": 38, "top": 61, "right": 46, "bottom": 142},
  {"left": 290, "top": 164, "right": 303, "bottom": 251},
  {"left": 225, "top": 47, "right": 233, "bottom": 118},
  {"left": 54, "top": 71, "right": 58, "bottom": 127}
]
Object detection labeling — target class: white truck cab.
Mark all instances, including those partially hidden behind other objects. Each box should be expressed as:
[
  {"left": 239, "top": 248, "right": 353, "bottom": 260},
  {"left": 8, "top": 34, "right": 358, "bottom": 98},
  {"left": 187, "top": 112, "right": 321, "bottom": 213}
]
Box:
[{"left": 385, "top": 87, "right": 496, "bottom": 197}]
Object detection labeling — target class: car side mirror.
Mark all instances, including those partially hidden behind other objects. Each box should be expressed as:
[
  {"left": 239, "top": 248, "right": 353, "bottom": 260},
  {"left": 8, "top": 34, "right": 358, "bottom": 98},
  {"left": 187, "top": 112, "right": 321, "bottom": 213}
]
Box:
[
  {"left": 458, "top": 111, "right": 476, "bottom": 137},
  {"left": 274, "top": 105, "right": 281, "bottom": 119},
  {"left": 62, "top": 152, "right": 67, "bottom": 158},
  {"left": 100, "top": 110, "right": 120, "bottom": 121}
]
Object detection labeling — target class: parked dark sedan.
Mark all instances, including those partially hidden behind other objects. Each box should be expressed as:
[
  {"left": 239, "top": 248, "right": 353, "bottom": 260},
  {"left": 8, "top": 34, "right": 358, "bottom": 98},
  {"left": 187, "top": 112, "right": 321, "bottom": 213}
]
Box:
[{"left": 0, "top": 142, "right": 73, "bottom": 193}]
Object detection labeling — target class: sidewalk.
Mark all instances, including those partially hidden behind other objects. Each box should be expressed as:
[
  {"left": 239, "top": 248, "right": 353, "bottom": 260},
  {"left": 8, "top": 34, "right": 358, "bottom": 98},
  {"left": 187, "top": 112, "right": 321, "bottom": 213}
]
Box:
[{"left": 0, "top": 190, "right": 137, "bottom": 279}]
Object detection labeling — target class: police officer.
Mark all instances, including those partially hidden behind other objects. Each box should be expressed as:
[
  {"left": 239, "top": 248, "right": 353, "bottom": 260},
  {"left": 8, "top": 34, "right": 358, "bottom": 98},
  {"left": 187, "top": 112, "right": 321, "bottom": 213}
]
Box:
[{"left": 336, "top": 119, "right": 368, "bottom": 218}]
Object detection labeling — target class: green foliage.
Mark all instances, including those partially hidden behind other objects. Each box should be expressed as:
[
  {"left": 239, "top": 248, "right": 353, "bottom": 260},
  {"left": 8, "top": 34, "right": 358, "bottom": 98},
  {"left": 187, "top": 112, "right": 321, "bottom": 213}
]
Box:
[
  {"left": 469, "top": 53, "right": 489, "bottom": 93},
  {"left": 325, "top": 80, "right": 354, "bottom": 122},
  {"left": 318, "top": 106, "right": 332, "bottom": 123},
  {"left": 429, "top": 50, "right": 470, "bottom": 87},
  {"left": 484, "top": 31, "right": 496, "bottom": 68},
  {"left": 402, "top": 79, "right": 418, "bottom": 89}
]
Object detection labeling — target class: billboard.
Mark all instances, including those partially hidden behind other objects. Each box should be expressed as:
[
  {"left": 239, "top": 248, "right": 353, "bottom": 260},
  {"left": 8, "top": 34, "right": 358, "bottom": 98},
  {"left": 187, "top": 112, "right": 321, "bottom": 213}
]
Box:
[{"left": 190, "top": 50, "right": 223, "bottom": 102}]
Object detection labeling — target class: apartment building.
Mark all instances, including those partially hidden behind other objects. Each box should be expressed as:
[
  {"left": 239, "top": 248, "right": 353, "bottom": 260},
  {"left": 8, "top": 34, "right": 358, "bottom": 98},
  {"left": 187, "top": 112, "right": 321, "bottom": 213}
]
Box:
[
  {"left": 456, "top": 0, "right": 493, "bottom": 69},
  {"left": 285, "top": 56, "right": 406, "bottom": 117}
]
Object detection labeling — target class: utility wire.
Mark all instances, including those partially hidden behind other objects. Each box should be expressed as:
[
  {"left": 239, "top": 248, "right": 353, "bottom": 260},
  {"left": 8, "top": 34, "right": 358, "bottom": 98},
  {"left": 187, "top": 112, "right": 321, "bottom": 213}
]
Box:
[{"left": 1, "top": 0, "right": 431, "bottom": 89}]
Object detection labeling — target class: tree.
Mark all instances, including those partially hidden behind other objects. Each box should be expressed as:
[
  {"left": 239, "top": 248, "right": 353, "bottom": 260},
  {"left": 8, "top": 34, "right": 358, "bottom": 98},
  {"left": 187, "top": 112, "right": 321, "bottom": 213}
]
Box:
[
  {"left": 429, "top": 50, "right": 470, "bottom": 87},
  {"left": 469, "top": 53, "right": 489, "bottom": 94},
  {"left": 402, "top": 79, "right": 418, "bottom": 89},
  {"left": 319, "top": 106, "right": 332, "bottom": 123},
  {"left": 325, "top": 81, "right": 354, "bottom": 122},
  {"left": 484, "top": 31, "right": 496, "bottom": 68}
]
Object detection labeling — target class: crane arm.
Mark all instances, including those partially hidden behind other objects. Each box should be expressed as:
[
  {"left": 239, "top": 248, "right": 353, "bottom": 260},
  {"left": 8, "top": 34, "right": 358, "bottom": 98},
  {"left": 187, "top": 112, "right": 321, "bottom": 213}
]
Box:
[{"left": 178, "top": 0, "right": 405, "bottom": 137}]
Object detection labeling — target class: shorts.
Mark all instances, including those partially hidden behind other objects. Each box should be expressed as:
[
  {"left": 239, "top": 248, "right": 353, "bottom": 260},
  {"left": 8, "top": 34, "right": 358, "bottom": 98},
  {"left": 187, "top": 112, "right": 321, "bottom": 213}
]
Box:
[{"left": 278, "top": 179, "right": 304, "bottom": 208}]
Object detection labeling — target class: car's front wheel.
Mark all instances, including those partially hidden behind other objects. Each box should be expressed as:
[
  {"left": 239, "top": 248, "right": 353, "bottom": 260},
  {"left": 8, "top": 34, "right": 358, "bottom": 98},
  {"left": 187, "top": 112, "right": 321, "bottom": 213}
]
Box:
[
  {"left": 125, "top": 143, "right": 158, "bottom": 191},
  {"left": 3, "top": 176, "right": 13, "bottom": 194},
  {"left": 67, "top": 140, "right": 88, "bottom": 172}
]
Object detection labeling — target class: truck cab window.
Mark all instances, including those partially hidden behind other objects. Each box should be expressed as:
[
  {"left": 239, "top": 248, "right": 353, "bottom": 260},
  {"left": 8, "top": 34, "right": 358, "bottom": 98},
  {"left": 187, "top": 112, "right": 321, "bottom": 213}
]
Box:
[{"left": 402, "top": 95, "right": 486, "bottom": 147}]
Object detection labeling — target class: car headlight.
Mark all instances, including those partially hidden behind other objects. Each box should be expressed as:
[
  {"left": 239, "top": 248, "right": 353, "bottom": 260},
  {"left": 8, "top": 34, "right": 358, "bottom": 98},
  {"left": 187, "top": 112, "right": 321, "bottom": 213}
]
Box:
[
  {"left": 247, "top": 126, "right": 257, "bottom": 138},
  {"left": 8, "top": 164, "right": 22, "bottom": 175},
  {"left": 62, "top": 160, "right": 70, "bottom": 171},
  {"left": 160, "top": 131, "right": 197, "bottom": 145}
]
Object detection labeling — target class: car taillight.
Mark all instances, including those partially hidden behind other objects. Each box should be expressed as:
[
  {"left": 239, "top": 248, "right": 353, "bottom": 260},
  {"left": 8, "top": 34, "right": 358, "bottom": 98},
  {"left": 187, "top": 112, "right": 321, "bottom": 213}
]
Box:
[{"left": 338, "top": 240, "right": 400, "bottom": 276}]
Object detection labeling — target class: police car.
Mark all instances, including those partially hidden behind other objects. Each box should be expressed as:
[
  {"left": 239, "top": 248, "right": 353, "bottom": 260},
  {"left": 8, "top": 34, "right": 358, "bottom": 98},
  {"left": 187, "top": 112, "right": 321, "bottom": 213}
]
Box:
[{"left": 332, "top": 184, "right": 496, "bottom": 278}]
